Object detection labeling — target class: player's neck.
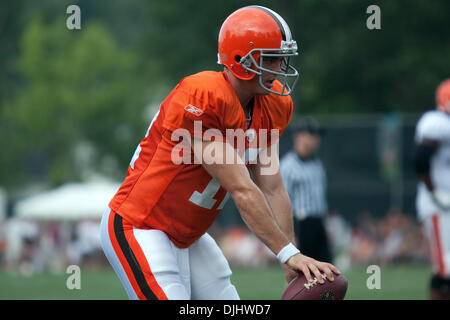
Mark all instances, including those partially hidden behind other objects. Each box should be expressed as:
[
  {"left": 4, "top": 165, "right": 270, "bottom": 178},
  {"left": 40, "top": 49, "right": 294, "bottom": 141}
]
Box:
[{"left": 224, "top": 69, "right": 255, "bottom": 109}]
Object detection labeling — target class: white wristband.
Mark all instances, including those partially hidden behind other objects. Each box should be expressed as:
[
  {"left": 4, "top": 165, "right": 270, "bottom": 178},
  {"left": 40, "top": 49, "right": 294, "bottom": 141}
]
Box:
[{"left": 277, "top": 243, "right": 300, "bottom": 264}]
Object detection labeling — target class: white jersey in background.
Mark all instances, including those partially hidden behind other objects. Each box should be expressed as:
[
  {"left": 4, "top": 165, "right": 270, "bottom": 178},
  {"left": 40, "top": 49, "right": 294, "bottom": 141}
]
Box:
[
  {"left": 415, "top": 109, "right": 450, "bottom": 278},
  {"left": 415, "top": 110, "right": 450, "bottom": 221}
]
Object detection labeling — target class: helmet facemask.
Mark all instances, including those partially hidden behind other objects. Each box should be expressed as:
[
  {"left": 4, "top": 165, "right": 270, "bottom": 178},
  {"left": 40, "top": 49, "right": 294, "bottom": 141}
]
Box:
[{"left": 239, "top": 40, "right": 299, "bottom": 96}]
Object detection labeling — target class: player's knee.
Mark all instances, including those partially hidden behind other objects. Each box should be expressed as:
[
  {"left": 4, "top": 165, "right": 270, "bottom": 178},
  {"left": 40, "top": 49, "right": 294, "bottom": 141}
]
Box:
[
  {"left": 217, "top": 282, "right": 240, "bottom": 300},
  {"left": 192, "top": 276, "right": 240, "bottom": 300},
  {"left": 430, "top": 274, "right": 450, "bottom": 296},
  {"left": 163, "top": 282, "right": 190, "bottom": 300},
  {"left": 153, "top": 270, "right": 190, "bottom": 300}
]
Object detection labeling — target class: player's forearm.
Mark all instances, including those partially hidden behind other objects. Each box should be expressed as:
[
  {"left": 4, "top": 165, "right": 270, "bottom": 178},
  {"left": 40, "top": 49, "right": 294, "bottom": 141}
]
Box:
[
  {"left": 197, "top": 140, "right": 291, "bottom": 254},
  {"left": 231, "top": 186, "right": 290, "bottom": 255},
  {"left": 263, "top": 188, "right": 296, "bottom": 245}
]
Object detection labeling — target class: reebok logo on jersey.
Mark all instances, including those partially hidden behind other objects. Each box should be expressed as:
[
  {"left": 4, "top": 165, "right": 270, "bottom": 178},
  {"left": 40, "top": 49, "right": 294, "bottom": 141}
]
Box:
[{"left": 184, "top": 104, "right": 204, "bottom": 117}]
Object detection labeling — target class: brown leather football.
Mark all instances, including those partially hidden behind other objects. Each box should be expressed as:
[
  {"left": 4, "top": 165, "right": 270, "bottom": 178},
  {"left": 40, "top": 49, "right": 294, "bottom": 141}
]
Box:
[{"left": 281, "top": 273, "right": 348, "bottom": 300}]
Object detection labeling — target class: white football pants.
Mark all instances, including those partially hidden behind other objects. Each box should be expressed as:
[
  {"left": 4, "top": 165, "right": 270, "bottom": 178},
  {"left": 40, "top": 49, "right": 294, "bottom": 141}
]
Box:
[
  {"left": 423, "top": 213, "right": 450, "bottom": 278},
  {"left": 99, "top": 207, "right": 240, "bottom": 300},
  {"left": 417, "top": 191, "right": 450, "bottom": 278}
]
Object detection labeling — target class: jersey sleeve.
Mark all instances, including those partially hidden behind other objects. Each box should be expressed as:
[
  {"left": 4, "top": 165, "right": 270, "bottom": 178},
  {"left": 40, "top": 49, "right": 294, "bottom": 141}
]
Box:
[
  {"left": 415, "top": 111, "right": 450, "bottom": 143},
  {"left": 162, "top": 83, "right": 226, "bottom": 141}
]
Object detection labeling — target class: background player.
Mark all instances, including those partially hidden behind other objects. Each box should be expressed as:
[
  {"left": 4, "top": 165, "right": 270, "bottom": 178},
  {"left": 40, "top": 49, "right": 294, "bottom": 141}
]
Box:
[
  {"left": 414, "top": 79, "right": 450, "bottom": 300},
  {"left": 100, "top": 6, "right": 340, "bottom": 300}
]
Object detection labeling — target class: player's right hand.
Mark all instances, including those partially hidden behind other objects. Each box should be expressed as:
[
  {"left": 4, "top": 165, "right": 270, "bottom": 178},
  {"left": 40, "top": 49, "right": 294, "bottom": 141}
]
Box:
[
  {"left": 286, "top": 253, "right": 340, "bottom": 284},
  {"left": 281, "top": 262, "right": 298, "bottom": 284}
]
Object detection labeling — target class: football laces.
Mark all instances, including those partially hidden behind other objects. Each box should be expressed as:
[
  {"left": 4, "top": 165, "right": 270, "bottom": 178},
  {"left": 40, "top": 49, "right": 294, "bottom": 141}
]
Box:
[{"left": 304, "top": 274, "right": 327, "bottom": 290}]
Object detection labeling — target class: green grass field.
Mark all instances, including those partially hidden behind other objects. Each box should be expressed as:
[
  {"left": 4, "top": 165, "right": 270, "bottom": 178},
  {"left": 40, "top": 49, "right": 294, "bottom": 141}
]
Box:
[{"left": 0, "top": 264, "right": 432, "bottom": 300}]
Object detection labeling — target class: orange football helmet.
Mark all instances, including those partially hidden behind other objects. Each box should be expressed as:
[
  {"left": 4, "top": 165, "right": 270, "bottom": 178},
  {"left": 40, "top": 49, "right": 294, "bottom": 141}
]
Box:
[
  {"left": 436, "top": 79, "right": 450, "bottom": 114},
  {"left": 217, "top": 6, "right": 299, "bottom": 96}
]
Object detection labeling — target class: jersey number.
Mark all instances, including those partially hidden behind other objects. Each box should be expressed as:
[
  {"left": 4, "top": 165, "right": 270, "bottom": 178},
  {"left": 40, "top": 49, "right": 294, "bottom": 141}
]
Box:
[
  {"left": 188, "top": 147, "right": 261, "bottom": 210},
  {"left": 189, "top": 178, "right": 230, "bottom": 210}
]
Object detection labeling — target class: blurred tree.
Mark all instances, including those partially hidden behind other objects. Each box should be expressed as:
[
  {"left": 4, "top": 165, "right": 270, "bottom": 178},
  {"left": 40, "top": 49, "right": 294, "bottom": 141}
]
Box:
[
  {"left": 0, "top": 0, "right": 28, "bottom": 100},
  {"left": 4, "top": 18, "right": 148, "bottom": 188}
]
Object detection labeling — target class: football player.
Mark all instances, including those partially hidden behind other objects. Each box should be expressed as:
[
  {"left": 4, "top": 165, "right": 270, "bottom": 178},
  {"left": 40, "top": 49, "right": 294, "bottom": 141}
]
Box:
[
  {"left": 100, "top": 6, "right": 340, "bottom": 300},
  {"left": 414, "top": 79, "right": 450, "bottom": 300}
]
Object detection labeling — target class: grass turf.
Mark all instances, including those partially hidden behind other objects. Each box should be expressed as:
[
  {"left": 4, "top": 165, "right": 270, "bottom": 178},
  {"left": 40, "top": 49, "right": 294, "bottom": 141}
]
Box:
[{"left": 0, "top": 264, "right": 432, "bottom": 300}]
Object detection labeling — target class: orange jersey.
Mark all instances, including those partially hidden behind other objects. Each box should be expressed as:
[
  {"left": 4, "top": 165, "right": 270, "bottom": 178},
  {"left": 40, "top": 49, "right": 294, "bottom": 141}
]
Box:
[{"left": 109, "top": 71, "right": 293, "bottom": 248}]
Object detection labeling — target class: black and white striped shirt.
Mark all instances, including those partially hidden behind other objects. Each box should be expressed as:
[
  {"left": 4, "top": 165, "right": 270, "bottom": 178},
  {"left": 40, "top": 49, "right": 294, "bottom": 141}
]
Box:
[{"left": 280, "top": 151, "right": 328, "bottom": 219}]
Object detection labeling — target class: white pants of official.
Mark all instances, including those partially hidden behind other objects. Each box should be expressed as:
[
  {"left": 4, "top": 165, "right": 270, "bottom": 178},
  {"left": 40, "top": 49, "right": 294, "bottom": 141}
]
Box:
[
  {"left": 417, "top": 191, "right": 450, "bottom": 278},
  {"left": 99, "top": 207, "right": 240, "bottom": 300}
]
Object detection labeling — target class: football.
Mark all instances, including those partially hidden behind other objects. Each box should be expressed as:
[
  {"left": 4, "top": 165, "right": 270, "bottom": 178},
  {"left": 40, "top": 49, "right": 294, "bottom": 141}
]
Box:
[{"left": 281, "top": 273, "right": 348, "bottom": 300}]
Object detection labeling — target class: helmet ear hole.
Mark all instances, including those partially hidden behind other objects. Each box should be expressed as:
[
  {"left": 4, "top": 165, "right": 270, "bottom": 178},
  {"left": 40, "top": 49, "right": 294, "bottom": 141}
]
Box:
[{"left": 234, "top": 55, "right": 242, "bottom": 63}]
